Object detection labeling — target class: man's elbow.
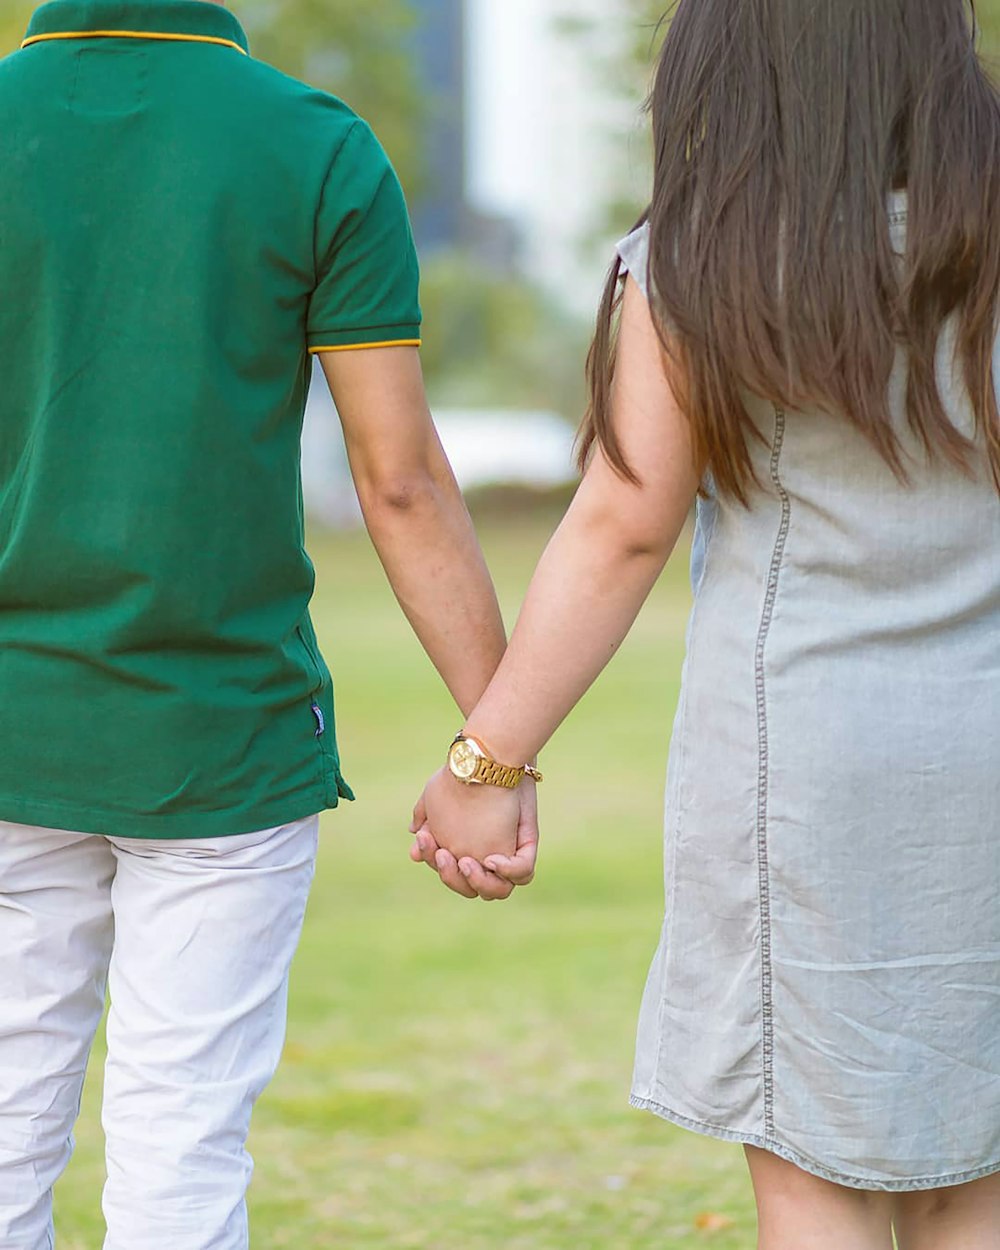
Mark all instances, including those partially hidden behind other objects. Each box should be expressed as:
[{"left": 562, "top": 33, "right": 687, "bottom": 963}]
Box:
[{"left": 356, "top": 470, "right": 445, "bottom": 519}]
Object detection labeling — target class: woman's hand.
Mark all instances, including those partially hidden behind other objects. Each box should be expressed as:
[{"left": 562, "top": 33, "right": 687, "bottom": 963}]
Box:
[{"left": 409, "top": 770, "right": 538, "bottom": 901}]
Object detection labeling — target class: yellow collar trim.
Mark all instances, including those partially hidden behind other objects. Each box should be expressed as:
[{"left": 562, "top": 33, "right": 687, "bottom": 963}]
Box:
[{"left": 21, "top": 30, "right": 248, "bottom": 55}]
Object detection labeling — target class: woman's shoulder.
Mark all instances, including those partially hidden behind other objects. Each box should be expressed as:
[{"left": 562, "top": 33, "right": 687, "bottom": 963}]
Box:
[
  {"left": 616, "top": 222, "right": 651, "bottom": 298},
  {"left": 617, "top": 193, "right": 910, "bottom": 296}
]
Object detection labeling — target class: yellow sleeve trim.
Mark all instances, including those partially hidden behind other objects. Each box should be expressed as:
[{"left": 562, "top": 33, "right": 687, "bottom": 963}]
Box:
[
  {"left": 21, "top": 31, "right": 249, "bottom": 55},
  {"left": 309, "top": 340, "right": 422, "bottom": 354}
]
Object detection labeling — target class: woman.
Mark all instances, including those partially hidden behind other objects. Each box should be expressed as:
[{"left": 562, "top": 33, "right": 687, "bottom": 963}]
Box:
[{"left": 412, "top": 1, "right": 1000, "bottom": 1244}]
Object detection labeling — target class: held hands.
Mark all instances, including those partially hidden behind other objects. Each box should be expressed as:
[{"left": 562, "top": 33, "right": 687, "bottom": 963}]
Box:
[{"left": 409, "top": 768, "right": 539, "bottom": 901}]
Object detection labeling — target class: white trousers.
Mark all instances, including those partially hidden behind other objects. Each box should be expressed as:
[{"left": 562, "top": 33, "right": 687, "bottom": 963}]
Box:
[{"left": 0, "top": 815, "right": 319, "bottom": 1250}]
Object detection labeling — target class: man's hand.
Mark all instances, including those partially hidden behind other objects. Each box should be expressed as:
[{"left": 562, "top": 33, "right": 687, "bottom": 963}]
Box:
[{"left": 409, "top": 771, "right": 539, "bottom": 901}]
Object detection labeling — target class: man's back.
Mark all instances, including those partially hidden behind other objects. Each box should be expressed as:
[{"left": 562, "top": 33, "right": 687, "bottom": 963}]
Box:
[
  {"left": 0, "top": 9, "right": 511, "bottom": 1248},
  {"left": 0, "top": 0, "right": 420, "bottom": 837}
]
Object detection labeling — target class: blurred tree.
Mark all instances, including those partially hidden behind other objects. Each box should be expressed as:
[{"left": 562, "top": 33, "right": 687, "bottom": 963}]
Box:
[
  {"left": 417, "top": 251, "right": 590, "bottom": 422},
  {"left": 419, "top": 251, "right": 590, "bottom": 421},
  {"left": 978, "top": 0, "right": 1000, "bottom": 54},
  {"left": 238, "top": 0, "right": 427, "bottom": 192},
  {"left": 1, "top": 1, "right": 427, "bottom": 191},
  {"left": 0, "top": 5, "right": 34, "bottom": 56}
]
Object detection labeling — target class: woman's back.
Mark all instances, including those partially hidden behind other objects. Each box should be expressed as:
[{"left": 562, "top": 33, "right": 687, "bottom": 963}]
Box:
[
  {"left": 418, "top": 0, "right": 1000, "bottom": 1211},
  {"left": 619, "top": 195, "right": 1000, "bottom": 1187}
]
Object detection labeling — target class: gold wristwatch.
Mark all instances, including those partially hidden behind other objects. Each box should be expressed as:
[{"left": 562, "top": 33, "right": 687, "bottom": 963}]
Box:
[{"left": 447, "top": 733, "right": 543, "bottom": 789}]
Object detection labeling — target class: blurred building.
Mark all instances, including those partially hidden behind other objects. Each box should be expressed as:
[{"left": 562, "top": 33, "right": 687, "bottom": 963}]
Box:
[
  {"left": 407, "top": 0, "right": 641, "bottom": 302},
  {"left": 409, "top": 0, "right": 467, "bottom": 250},
  {"left": 467, "top": 0, "right": 645, "bottom": 314},
  {"left": 303, "top": 0, "right": 634, "bottom": 522},
  {"left": 408, "top": 0, "right": 519, "bottom": 268}
]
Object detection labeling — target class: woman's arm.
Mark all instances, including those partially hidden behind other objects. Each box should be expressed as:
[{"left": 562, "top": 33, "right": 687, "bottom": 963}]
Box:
[{"left": 414, "top": 277, "right": 701, "bottom": 887}]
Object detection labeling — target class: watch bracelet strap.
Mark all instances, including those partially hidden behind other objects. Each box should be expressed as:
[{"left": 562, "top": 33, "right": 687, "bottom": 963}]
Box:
[
  {"left": 451, "top": 732, "right": 544, "bottom": 786},
  {"left": 475, "top": 757, "right": 525, "bottom": 789}
]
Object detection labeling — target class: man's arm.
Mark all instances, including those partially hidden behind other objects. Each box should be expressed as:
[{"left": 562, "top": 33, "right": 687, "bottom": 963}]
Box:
[
  {"left": 319, "top": 345, "right": 506, "bottom": 720},
  {"left": 321, "top": 346, "right": 529, "bottom": 901}
]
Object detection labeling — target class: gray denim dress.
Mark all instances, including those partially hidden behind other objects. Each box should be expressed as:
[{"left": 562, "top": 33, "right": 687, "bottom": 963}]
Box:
[{"left": 617, "top": 198, "right": 1000, "bottom": 1191}]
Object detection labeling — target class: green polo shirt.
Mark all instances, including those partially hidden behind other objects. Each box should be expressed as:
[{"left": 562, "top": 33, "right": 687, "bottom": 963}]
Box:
[{"left": 0, "top": 0, "right": 422, "bottom": 837}]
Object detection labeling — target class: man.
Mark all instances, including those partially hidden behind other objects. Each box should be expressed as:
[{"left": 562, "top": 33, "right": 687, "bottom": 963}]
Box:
[{"left": 0, "top": 2, "right": 530, "bottom": 1246}]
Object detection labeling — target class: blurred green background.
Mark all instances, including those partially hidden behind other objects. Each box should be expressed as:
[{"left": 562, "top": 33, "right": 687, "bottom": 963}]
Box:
[{"left": 3, "top": 3, "right": 1000, "bottom": 1247}]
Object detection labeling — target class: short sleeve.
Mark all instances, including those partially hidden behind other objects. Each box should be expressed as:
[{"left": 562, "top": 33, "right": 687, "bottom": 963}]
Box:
[
  {"left": 616, "top": 222, "right": 651, "bottom": 300},
  {"left": 307, "top": 121, "right": 422, "bottom": 353}
]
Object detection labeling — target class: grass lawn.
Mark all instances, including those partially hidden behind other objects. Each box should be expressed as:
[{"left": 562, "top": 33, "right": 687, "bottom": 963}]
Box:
[{"left": 50, "top": 508, "right": 761, "bottom": 1248}]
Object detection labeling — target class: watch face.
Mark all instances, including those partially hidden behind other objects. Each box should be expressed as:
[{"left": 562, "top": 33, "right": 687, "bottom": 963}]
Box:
[{"left": 449, "top": 740, "right": 478, "bottom": 780}]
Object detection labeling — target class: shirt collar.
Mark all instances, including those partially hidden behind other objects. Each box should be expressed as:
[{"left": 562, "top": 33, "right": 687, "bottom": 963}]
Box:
[{"left": 23, "top": 0, "right": 250, "bottom": 55}]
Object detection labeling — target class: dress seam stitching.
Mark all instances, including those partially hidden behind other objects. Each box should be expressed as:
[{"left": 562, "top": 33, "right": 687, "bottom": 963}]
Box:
[{"left": 753, "top": 405, "right": 790, "bottom": 1142}]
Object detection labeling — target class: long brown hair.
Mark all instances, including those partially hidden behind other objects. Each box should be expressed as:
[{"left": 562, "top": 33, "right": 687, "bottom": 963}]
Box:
[{"left": 582, "top": 0, "right": 1000, "bottom": 502}]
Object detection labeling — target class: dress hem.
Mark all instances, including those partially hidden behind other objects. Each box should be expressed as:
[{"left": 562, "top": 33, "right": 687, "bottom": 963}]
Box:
[{"left": 629, "top": 1094, "right": 1000, "bottom": 1193}]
